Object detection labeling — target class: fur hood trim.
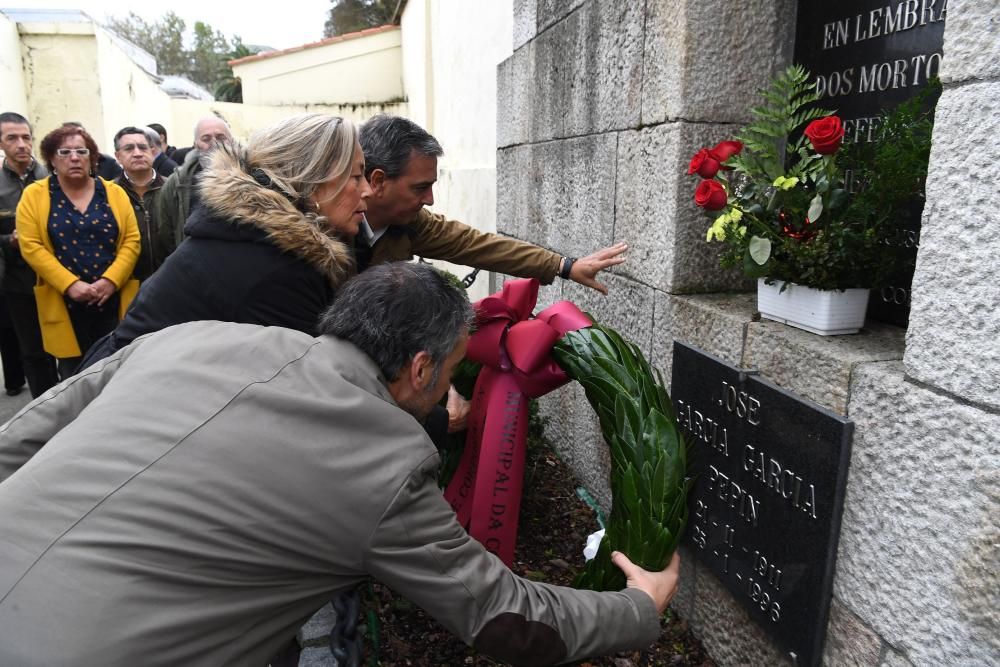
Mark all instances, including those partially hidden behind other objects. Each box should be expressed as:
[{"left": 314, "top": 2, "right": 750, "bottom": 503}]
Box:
[{"left": 198, "top": 146, "right": 352, "bottom": 287}]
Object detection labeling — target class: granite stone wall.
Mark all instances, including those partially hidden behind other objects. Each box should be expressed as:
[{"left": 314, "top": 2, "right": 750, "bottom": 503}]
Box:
[{"left": 496, "top": 1, "right": 1000, "bottom": 665}]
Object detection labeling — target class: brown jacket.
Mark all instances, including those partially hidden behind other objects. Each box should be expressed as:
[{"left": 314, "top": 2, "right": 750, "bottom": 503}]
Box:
[
  {"left": 0, "top": 322, "right": 660, "bottom": 666},
  {"left": 371, "top": 208, "right": 562, "bottom": 282}
]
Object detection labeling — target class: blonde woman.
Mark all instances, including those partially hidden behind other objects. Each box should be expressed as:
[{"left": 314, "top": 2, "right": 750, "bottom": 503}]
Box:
[{"left": 81, "top": 113, "right": 369, "bottom": 367}]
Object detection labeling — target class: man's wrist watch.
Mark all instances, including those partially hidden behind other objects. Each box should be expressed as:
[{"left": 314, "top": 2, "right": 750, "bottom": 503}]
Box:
[{"left": 560, "top": 256, "right": 577, "bottom": 280}]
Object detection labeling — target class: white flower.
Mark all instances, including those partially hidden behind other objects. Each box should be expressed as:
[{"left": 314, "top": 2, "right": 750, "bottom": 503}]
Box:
[{"left": 583, "top": 528, "right": 605, "bottom": 561}]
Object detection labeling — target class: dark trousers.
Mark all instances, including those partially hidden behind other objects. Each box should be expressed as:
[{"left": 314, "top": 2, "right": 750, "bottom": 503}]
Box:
[
  {"left": 0, "top": 303, "right": 24, "bottom": 391},
  {"left": 59, "top": 298, "right": 119, "bottom": 380},
  {"left": 3, "top": 291, "right": 58, "bottom": 398}
]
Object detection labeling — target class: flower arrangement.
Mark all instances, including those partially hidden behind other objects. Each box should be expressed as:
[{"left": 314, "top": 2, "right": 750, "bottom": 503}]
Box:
[{"left": 686, "top": 65, "right": 934, "bottom": 292}]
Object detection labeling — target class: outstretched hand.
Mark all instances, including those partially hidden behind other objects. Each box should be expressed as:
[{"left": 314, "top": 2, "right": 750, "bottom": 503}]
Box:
[
  {"left": 569, "top": 242, "right": 628, "bottom": 295},
  {"left": 612, "top": 550, "right": 680, "bottom": 614}
]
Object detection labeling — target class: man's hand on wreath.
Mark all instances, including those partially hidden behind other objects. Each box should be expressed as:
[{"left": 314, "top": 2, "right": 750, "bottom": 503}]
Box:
[{"left": 613, "top": 549, "right": 680, "bottom": 614}]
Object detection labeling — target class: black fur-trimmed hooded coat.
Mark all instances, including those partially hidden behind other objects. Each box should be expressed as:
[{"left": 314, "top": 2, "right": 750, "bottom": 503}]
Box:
[{"left": 110, "top": 147, "right": 354, "bottom": 348}]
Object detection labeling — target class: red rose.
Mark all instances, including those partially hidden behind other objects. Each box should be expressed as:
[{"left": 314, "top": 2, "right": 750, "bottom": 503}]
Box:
[
  {"left": 709, "top": 140, "right": 743, "bottom": 163},
  {"left": 688, "top": 148, "right": 721, "bottom": 178},
  {"left": 804, "top": 116, "right": 844, "bottom": 155},
  {"left": 694, "top": 180, "right": 727, "bottom": 210}
]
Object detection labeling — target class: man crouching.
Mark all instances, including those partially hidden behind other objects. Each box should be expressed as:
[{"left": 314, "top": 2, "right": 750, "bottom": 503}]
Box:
[{"left": 0, "top": 262, "right": 679, "bottom": 666}]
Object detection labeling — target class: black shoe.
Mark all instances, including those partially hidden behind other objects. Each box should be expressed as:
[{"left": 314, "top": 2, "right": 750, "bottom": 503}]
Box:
[{"left": 5, "top": 385, "right": 23, "bottom": 397}]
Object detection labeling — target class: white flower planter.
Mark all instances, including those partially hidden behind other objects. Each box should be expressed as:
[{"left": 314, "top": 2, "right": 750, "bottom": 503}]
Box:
[{"left": 757, "top": 279, "right": 870, "bottom": 336}]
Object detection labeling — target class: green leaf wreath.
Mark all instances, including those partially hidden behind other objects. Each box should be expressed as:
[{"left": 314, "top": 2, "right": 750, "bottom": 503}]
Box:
[
  {"left": 435, "top": 265, "right": 691, "bottom": 591},
  {"left": 553, "top": 325, "right": 691, "bottom": 591}
]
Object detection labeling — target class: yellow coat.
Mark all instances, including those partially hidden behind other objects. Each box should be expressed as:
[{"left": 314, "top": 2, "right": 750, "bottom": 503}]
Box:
[{"left": 16, "top": 177, "right": 140, "bottom": 358}]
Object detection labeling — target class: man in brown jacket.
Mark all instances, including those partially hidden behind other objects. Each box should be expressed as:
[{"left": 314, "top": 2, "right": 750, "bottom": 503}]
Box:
[
  {"left": 0, "top": 262, "right": 679, "bottom": 666},
  {"left": 359, "top": 115, "right": 627, "bottom": 294}
]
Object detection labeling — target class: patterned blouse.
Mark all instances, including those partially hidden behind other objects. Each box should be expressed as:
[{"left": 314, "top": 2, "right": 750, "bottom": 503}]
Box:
[{"left": 47, "top": 177, "right": 119, "bottom": 284}]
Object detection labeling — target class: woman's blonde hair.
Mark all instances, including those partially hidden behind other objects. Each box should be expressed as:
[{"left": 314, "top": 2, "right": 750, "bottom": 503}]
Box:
[{"left": 245, "top": 113, "right": 358, "bottom": 210}]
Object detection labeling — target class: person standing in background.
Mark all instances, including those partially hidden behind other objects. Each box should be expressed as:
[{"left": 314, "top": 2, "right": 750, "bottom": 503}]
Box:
[
  {"left": 112, "top": 127, "right": 167, "bottom": 281},
  {"left": 156, "top": 116, "right": 233, "bottom": 255},
  {"left": 16, "top": 124, "right": 140, "bottom": 378},
  {"left": 61, "top": 122, "right": 122, "bottom": 181},
  {"left": 144, "top": 126, "right": 178, "bottom": 178},
  {"left": 147, "top": 123, "right": 176, "bottom": 160},
  {"left": 0, "top": 112, "right": 56, "bottom": 397}
]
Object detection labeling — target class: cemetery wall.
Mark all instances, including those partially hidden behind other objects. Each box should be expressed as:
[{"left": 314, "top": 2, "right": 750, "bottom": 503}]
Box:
[{"left": 497, "top": 1, "right": 1000, "bottom": 664}]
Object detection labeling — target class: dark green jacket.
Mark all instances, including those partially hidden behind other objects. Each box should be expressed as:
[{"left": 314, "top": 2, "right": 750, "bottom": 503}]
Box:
[
  {"left": 156, "top": 151, "right": 202, "bottom": 255},
  {"left": 0, "top": 159, "right": 47, "bottom": 294}
]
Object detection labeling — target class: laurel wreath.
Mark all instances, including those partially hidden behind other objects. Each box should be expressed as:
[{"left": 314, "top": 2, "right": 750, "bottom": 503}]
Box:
[{"left": 552, "top": 324, "right": 691, "bottom": 591}]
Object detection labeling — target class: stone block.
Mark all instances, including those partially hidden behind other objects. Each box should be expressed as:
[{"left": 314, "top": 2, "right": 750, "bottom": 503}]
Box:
[
  {"left": 651, "top": 292, "right": 756, "bottom": 386},
  {"left": 496, "top": 45, "right": 534, "bottom": 149},
  {"left": 562, "top": 272, "right": 656, "bottom": 355},
  {"left": 496, "top": 133, "right": 618, "bottom": 259},
  {"left": 512, "top": 0, "right": 537, "bottom": 50},
  {"left": 539, "top": 382, "right": 612, "bottom": 511},
  {"left": 878, "top": 644, "right": 914, "bottom": 667},
  {"left": 297, "top": 646, "right": 336, "bottom": 667},
  {"left": 496, "top": 145, "right": 533, "bottom": 240},
  {"left": 687, "top": 561, "right": 792, "bottom": 667},
  {"left": 743, "top": 320, "right": 904, "bottom": 415},
  {"left": 904, "top": 81, "right": 1000, "bottom": 411},
  {"left": 835, "top": 362, "right": 1000, "bottom": 665},
  {"left": 822, "top": 598, "right": 882, "bottom": 666},
  {"left": 297, "top": 603, "right": 336, "bottom": 643},
  {"left": 614, "top": 123, "right": 748, "bottom": 293},
  {"left": 535, "top": 0, "right": 587, "bottom": 33},
  {"left": 669, "top": 544, "right": 698, "bottom": 620},
  {"left": 939, "top": 0, "right": 1000, "bottom": 83},
  {"left": 641, "top": 0, "right": 797, "bottom": 125},
  {"left": 498, "top": 0, "right": 644, "bottom": 145}
]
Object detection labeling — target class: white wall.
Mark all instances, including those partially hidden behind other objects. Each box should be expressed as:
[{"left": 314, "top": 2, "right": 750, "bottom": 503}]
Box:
[
  {"left": 19, "top": 28, "right": 105, "bottom": 147},
  {"left": 234, "top": 28, "right": 403, "bottom": 106},
  {"left": 94, "top": 28, "right": 172, "bottom": 150},
  {"left": 0, "top": 13, "right": 28, "bottom": 117},
  {"left": 401, "top": 0, "right": 514, "bottom": 300},
  {"left": 168, "top": 98, "right": 408, "bottom": 146}
]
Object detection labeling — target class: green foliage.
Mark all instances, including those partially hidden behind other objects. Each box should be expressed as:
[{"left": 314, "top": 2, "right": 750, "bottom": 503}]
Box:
[
  {"left": 698, "top": 68, "right": 936, "bottom": 291},
  {"left": 730, "top": 65, "right": 834, "bottom": 182},
  {"left": 324, "top": 0, "right": 395, "bottom": 38},
  {"left": 214, "top": 77, "right": 243, "bottom": 104},
  {"left": 190, "top": 22, "right": 233, "bottom": 92},
  {"left": 552, "top": 326, "right": 690, "bottom": 592},
  {"left": 105, "top": 11, "right": 257, "bottom": 94},
  {"left": 106, "top": 11, "right": 189, "bottom": 80}
]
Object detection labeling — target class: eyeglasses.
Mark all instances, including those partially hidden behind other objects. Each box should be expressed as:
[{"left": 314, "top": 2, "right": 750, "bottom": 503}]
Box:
[
  {"left": 118, "top": 143, "right": 150, "bottom": 153},
  {"left": 55, "top": 148, "right": 90, "bottom": 158}
]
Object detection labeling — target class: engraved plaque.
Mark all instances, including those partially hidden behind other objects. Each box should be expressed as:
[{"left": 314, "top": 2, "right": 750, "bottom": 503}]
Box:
[{"left": 671, "top": 342, "right": 853, "bottom": 667}]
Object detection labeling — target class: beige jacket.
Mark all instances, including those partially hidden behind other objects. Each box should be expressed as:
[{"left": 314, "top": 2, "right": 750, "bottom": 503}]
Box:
[
  {"left": 0, "top": 322, "right": 659, "bottom": 666},
  {"left": 371, "top": 208, "right": 563, "bottom": 282}
]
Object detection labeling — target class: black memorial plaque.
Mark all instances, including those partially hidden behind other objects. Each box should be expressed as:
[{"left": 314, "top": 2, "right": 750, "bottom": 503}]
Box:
[
  {"left": 670, "top": 342, "right": 853, "bottom": 667},
  {"left": 794, "top": 1, "right": 945, "bottom": 327}
]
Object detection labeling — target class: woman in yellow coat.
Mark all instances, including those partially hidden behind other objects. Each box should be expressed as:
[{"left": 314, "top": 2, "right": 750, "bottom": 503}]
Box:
[{"left": 16, "top": 124, "right": 139, "bottom": 378}]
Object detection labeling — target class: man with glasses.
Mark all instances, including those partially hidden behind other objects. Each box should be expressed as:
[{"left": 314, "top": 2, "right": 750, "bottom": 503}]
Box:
[
  {"left": 157, "top": 116, "right": 232, "bottom": 255},
  {"left": 0, "top": 112, "right": 57, "bottom": 397},
  {"left": 113, "top": 127, "right": 167, "bottom": 280}
]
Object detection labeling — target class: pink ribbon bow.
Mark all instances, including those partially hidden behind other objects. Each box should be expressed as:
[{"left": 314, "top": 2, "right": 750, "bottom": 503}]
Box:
[{"left": 444, "top": 279, "right": 592, "bottom": 565}]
